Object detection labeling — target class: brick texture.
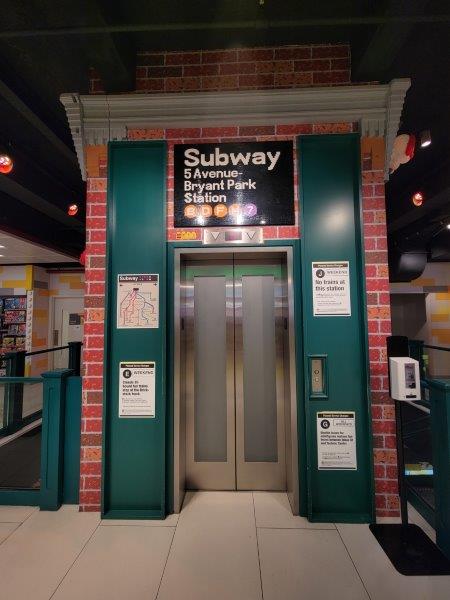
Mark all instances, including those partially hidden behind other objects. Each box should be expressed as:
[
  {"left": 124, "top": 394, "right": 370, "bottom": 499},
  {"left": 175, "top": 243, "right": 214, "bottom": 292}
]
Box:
[
  {"left": 135, "top": 45, "right": 350, "bottom": 93},
  {"left": 361, "top": 165, "right": 397, "bottom": 518},
  {"left": 82, "top": 44, "right": 397, "bottom": 518},
  {"left": 89, "top": 45, "right": 350, "bottom": 95}
]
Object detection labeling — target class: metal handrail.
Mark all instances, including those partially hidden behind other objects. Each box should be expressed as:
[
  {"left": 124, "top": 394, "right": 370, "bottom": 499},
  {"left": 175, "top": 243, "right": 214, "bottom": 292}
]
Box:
[
  {"left": 25, "top": 346, "right": 70, "bottom": 357},
  {"left": 422, "top": 344, "right": 450, "bottom": 352},
  {"left": 0, "top": 377, "right": 43, "bottom": 384}
]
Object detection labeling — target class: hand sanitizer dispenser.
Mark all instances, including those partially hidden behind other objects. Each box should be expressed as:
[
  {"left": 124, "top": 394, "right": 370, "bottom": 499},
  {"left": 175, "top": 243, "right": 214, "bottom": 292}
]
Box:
[{"left": 389, "top": 357, "right": 421, "bottom": 401}]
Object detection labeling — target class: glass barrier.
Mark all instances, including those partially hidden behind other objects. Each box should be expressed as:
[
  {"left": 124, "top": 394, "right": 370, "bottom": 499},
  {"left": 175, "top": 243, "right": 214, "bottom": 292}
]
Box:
[
  {"left": 401, "top": 400, "right": 434, "bottom": 513},
  {"left": 0, "top": 380, "right": 43, "bottom": 490},
  {"left": 422, "top": 346, "right": 450, "bottom": 380}
]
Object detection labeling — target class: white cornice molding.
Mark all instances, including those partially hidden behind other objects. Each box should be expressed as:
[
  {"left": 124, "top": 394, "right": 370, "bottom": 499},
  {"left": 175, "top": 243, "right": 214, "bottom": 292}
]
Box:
[{"left": 61, "top": 80, "right": 410, "bottom": 181}]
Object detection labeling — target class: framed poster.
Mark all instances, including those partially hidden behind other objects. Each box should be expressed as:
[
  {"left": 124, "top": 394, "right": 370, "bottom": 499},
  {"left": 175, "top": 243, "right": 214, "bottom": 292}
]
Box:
[
  {"left": 312, "top": 261, "right": 351, "bottom": 316},
  {"left": 117, "top": 274, "right": 159, "bottom": 329},
  {"left": 119, "top": 361, "right": 156, "bottom": 418}
]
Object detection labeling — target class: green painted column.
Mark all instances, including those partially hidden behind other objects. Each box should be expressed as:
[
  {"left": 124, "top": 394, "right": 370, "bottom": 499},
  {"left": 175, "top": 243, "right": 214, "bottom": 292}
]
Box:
[
  {"left": 102, "top": 141, "right": 167, "bottom": 519},
  {"left": 40, "top": 369, "right": 72, "bottom": 511},
  {"left": 63, "top": 376, "right": 82, "bottom": 504},
  {"left": 299, "top": 134, "right": 374, "bottom": 522}
]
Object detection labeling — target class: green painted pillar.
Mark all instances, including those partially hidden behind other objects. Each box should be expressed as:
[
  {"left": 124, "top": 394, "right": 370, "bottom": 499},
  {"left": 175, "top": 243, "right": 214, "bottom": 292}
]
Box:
[
  {"left": 102, "top": 141, "right": 167, "bottom": 519},
  {"left": 40, "top": 369, "right": 72, "bottom": 510},
  {"left": 299, "top": 134, "right": 374, "bottom": 523}
]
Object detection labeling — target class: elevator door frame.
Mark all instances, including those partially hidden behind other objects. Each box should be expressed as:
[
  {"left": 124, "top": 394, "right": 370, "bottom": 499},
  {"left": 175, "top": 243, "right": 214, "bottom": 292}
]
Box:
[{"left": 173, "top": 246, "right": 299, "bottom": 514}]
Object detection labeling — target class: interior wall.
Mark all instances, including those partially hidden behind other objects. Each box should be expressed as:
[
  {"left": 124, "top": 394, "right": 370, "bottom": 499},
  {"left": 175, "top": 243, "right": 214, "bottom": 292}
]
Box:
[{"left": 390, "top": 262, "right": 450, "bottom": 377}]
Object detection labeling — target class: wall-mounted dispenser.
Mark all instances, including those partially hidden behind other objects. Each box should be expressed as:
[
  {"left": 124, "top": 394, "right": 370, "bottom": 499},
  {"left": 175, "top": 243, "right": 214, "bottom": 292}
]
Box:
[{"left": 389, "top": 357, "right": 421, "bottom": 401}]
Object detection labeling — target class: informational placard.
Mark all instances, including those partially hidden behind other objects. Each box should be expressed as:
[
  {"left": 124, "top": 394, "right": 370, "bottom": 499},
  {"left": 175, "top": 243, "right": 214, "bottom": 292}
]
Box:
[
  {"left": 119, "top": 362, "right": 155, "bottom": 418},
  {"left": 312, "top": 261, "right": 351, "bottom": 316},
  {"left": 317, "top": 412, "right": 357, "bottom": 470},
  {"left": 117, "top": 274, "right": 159, "bottom": 329},
  {"left": 174, "top": 141, "right": 294, "bottom": 227}
]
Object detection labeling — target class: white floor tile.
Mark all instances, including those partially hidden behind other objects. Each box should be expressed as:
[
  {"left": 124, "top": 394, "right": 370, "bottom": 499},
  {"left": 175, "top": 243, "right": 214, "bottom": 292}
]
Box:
[
  {"left": 158, "top": 491, "right": 262, "bottom": 600},
  {"left": 52, "top": 525, "right": 174, "bottom": 600},
  {"left": 100, "top": 512, "right": 179, "bottom": 527},
  {"left": 253, "top": 492, "right": 335, "bottom": 529},
  {"left": 0, "top": 522, "right": 18, "bottom": 543},
  {"left": 258, "top": 528, "right": 369, "bottom": 600},
  {"left": 0, "top": 505, "right": 37, "bottom": 522},
  {"left": 337, "top": 523, "right": 450, "bottom": 600},
  {"left": 0, "top": 505, "right": 100, "bottom": 600}
]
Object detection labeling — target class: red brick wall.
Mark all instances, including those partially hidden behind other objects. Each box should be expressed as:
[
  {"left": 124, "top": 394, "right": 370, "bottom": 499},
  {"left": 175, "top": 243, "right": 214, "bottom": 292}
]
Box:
[
  {"left": 89, "top": 44, "right": 350, "bottom": 94},
  {"left": 82, "top": 43, "right": 397, "bottom": 519},
  {"left": 362, "top": 171, "right": 398, "bottom": 517},
  {"left": 128, "top": 123, "right": 355, "bottom": 242}
]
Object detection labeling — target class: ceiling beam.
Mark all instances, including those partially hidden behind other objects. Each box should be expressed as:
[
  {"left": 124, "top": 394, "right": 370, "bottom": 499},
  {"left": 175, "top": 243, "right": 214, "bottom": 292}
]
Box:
[
  {"left": 0, "top": 174, "right": 84, "bottom": 232},
  {"left": 353, "top": 0, "right": 431, "bottom": 80},
  {"left": 0, "top": 78, "right": 78, "bottom": 165},
  {"left": 388, "top": 186, "right": 450, "bottom": 234},
  {"left": 0, "top": 15, "right": 449, "bottom": 39}
]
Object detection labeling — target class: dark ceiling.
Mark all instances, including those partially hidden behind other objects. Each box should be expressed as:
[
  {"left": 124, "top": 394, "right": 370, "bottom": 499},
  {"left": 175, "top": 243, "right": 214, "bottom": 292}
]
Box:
[{"left": 0, "top": 0, "right": 449, "bottom": 263}]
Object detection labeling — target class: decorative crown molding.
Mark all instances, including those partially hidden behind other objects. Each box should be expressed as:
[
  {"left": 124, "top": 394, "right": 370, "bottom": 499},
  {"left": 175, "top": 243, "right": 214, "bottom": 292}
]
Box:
[{"left": 61, "top": 80, "right": 410, "bottom": 181}]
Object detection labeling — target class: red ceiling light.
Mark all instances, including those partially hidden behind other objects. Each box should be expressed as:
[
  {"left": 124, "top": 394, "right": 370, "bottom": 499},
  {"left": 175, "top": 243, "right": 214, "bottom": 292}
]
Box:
[
  {"left": 68, "top": 203, "right": 79, "bottom": 216},
  {"left": 0, "top": 154, "right": 13, "bottom": 174},
  {"left": 412, "top": 192, "right": 424, "bottom": 206}
]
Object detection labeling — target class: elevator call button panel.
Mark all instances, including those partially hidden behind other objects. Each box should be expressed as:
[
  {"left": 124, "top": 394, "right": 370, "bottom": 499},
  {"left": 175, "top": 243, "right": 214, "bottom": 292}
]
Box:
[
  {"left": 311, "top": 358, "right": 324, "bottom": 394},
  {"left": 309, "top": 355, "right": 327, "bottom": 398}
]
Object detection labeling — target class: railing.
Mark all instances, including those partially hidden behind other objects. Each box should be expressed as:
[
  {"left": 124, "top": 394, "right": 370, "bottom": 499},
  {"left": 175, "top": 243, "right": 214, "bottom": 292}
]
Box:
[
  {"left": 0, "top": 342, "right": 82, "bottom": 436},
  {"left": 401, "top": 341, "right": 450, "bottom": 557},
  {"left": 1, "top": 341, "right": 83, "bottom": 378},
  {"left": 409, "top": 340, "right": 450, "bottom": 381},
  {"left": 0, "top": 369, "right": 82, "bottom": 509}
]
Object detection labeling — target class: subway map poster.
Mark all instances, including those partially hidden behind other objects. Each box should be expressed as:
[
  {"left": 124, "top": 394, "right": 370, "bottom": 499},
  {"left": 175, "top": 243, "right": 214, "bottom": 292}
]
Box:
[{"left": 117, "top": 274, "right": 159, "bottom": 329}]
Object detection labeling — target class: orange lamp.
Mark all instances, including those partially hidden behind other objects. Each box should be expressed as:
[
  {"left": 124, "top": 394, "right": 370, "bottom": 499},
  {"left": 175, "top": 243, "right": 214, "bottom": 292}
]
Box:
[{"left": 0, "top": 154, "right": 13, "bottom": 174}]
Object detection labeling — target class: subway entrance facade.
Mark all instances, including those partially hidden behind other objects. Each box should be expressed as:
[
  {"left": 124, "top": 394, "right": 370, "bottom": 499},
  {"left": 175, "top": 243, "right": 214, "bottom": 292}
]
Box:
[{"left": 61, "top": 44, "right": 410, "bottom": 522}]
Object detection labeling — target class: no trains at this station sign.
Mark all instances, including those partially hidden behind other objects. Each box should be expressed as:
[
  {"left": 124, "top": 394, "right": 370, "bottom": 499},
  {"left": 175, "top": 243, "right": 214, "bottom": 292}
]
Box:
[{"left": 174, "top": 141, "right": 295, "bottom": 227}]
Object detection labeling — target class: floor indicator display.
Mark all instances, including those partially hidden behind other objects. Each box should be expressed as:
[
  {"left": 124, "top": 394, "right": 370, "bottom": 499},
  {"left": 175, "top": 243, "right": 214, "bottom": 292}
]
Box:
[
  {"left": 117, "top": 274, "right": 159, "bottom": 329},
  {"left": 317, "top": 412, "right": 357, "bottom": 470},
  {"left": 119, "top": 362, "right": 156, "bottom": 418}
]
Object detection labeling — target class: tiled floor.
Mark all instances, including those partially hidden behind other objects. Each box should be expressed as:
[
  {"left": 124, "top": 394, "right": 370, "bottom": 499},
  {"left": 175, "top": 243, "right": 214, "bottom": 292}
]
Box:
[{"left": 0, "top": 493, "right": 449, "bottom": 600}]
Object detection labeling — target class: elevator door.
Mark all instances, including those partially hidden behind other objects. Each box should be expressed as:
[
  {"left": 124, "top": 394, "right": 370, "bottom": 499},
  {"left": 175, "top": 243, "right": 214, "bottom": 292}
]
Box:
[{"left": 183, "top": 255, "right": 286, "bottom": 491}]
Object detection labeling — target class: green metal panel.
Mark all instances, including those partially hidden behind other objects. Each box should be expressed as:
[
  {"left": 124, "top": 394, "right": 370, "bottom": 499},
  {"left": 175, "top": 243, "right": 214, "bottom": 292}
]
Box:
[
  {"left": 0, "top": 490, "right": 40, "bottom": 506},
  {"left": 40, "top": 369, "right": 72, "bottom": 511},
  {"left": 63, "top": 376, "right": 81, "bottom": 504},
  {"left": 102, "top": 141, "right": 167, "bottom": 519},
  {"left": 428, "top": 379, "right": 450, "bottom": 559},
  {"left": 166, "top": 240, "right": 308, "bottom": 515},
  {"left": 299, "top": 134, "right": 374, "bottom": 523}
]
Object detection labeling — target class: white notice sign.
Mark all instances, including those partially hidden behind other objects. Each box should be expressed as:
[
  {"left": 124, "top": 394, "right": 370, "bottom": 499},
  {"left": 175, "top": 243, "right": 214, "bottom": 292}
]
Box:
[
  {"left": 119, "top": 362, "right": 155, "bottom": 418},
  {"left": 312, "top": 261, "right": 351, "bottom": 316},
  {"left": 317, "top": 412, "right": 357, "bottom": 470},
  {"left": 117, "top": 274, "right": 159, "bottom": 329}
]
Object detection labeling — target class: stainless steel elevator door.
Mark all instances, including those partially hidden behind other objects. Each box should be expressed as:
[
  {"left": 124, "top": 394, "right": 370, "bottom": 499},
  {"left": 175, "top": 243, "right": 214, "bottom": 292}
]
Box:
[{"left": 183, "top": 255, "right": 286, "bottom": 491}]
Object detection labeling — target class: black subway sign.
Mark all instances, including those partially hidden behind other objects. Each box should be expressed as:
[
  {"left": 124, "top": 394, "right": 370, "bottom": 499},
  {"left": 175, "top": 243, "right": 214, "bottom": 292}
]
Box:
[{"left": 174, "top": 141, "right": 295, "bottom": 227}]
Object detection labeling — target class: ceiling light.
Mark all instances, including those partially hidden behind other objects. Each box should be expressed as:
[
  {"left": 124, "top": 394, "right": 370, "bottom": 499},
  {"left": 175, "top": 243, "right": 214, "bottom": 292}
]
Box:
[
  {"left": 0, "top": 245, "right": 5, "bottom": 249},
  {"left": 412, "top": 192, "right": 424, "bottom": 206},
  {"left": 67, "top": 203, "right": 79, "bottom": 216},
  {"left": 446, "top": 223, "right": 450, "bottom": 230},
  {"left": 420, "top": 130, "right": 431, "bottom": 148},
  {"left": 0, "top": 154, "right": 13, "bottom": 174}
]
